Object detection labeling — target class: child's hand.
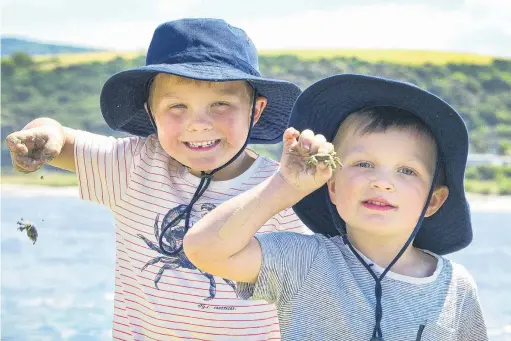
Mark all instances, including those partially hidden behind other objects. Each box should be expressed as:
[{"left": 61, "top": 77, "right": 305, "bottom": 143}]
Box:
[
  {"left": 278, "top": 127, "right": 340, "bottom": 198},
  {"left": 5, "top": 125, "right": 65, "bottom": 173}
]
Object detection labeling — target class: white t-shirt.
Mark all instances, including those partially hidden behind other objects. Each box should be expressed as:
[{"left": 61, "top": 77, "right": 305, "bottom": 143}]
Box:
[{"left": 74, "top": 132, "right": 312, "bottom": 341}]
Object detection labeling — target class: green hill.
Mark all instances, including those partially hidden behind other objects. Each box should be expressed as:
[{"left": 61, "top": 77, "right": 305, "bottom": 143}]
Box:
[
  {"left": 1, "top": 37, "right": 100, "bottom": 56},
  {"left": 29, "top": 49, "right": 497, "bottom": 68},
  {"left": 1, "top": 51, "right": 511, "bottom": 193}
]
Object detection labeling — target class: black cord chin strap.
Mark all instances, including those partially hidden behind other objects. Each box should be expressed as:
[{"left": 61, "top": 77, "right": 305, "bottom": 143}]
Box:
[
  {"left": 144, "top": 80, "right": 258, "bottom": 256},
  {"left": 329, "top": 156, "right": 441, "bottom": 340}
]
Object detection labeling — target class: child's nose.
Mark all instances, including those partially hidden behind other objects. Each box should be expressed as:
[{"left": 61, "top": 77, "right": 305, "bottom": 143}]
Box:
[
  {"left": 369, "top": 178, "right": 395, "bottom": 192},
  {"left": 187, "top": 110, "right": 213, "bottom": 132}
]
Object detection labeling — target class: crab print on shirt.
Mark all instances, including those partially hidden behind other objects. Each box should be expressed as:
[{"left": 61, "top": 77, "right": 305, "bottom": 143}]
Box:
[{"left": 137, "top": 203, "right": 237, "bottom": 300}]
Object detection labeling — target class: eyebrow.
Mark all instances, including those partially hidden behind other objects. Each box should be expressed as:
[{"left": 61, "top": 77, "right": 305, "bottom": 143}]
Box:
[
  {"left": 215, "top": 86, "right": 246, "bottom": 96},
  {"left": 159, "top": 87, "right": 244, "bottom": 99}
]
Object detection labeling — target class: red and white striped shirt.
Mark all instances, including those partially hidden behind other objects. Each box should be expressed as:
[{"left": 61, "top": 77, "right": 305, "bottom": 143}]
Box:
[{"left": 74, "top": 132, "right": 312, "bottom": 341}]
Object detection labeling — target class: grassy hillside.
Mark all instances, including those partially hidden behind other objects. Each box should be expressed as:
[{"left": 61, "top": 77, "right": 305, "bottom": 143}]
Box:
[
  {"left": 29, "top": 49, "right": 500, "bottom": 70},
  {"left": 260, "top": 49, "right": 496, "bottom": 65},
  {"left": 1, "top": 37, "right": 99, "bottom": 56},
  {"left": 34, "top": 51, "right": 143, "bottom": 70},
  {"left": 1, "top": 50, "right": 510, "bottom": 194}
]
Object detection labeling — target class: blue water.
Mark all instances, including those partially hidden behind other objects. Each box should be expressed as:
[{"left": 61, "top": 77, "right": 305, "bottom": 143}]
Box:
[{"left": 1, "top": 192, "right": 510, "bottom": 340}]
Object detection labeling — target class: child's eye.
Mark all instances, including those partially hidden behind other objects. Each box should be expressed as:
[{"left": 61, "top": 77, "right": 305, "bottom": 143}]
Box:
[
  {"left": 212, "top": 102, "right": 230, "bottom": 107},
  {"left": 355, "top": 161, "right": 373, "bottom": 168},
  {"left": 169, "top": 104, "right": 186, "bottom": 110},
  {"left": 398, "top": 167, "right": 417, "bottom": 176}
]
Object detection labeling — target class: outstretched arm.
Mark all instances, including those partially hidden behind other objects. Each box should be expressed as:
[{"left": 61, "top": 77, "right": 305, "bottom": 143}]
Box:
[{"left": 183, "top": 128, "right": 336, "bottom": 283}]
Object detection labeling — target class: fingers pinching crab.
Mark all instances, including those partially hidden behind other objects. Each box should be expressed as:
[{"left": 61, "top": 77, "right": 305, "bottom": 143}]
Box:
[
  {"left": 307, "top": 150, "right": 343, "bottom": 171},
  {"left": 17, "top": 218, "right": 38, "bottom": 244}
]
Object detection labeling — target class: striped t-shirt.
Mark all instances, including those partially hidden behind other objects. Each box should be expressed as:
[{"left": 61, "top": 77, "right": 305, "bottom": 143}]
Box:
[
  {"left": 238, "top": 233, "right": 489, "bottom": 341},
  {"left": 74, "top": 132, "right": 312, "bottom": 341}
]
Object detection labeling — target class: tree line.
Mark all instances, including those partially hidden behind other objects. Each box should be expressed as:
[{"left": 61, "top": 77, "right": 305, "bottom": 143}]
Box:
[{"left": 2, "top": 52, "right": 511, "bottom": 171}]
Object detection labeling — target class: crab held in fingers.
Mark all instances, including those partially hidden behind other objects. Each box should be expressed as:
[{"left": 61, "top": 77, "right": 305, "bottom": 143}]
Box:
[{"left": 307, "top": 151, "right": 343, "bottom": 171}]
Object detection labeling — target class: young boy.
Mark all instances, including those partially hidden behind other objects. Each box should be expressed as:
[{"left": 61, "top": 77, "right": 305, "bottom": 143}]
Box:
[
  {"left": 184, "top": 74, "right": 489, "bottom": 340},
  {"left": 6, "top": 19, "right": 312, "bottom": 340}
]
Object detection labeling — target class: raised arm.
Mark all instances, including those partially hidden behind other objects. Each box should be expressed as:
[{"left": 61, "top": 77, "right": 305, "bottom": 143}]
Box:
[
  {"left": 183, "top": 128, "right": 336, "bottom": 283},
  {"left": 6, "top": 117, "right": 78, "bottom": 173}
]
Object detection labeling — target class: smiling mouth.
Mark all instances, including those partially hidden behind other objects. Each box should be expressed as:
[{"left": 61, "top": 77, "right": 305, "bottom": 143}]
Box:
[
  {"left": 361, "top": 199, "right": 397, "bottom": 211},
  {"left": 183, "top": 139, "right": 221, "bottom": 150}
]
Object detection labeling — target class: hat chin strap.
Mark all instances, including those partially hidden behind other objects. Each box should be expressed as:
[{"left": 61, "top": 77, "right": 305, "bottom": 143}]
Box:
[
  {"left": 329, "top": 156, "right": 441, "bottom": 341},
  {"left": 145, "top": 87, "right": 257, "bottom": 257}
]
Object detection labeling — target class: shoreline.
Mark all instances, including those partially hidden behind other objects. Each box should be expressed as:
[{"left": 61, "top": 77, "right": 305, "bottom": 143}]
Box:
[
  {"left": 2, "top": 184, "right": 510, "bottom": 212},
  {"left": 1, "top": 184, "right": 80, "bottom": 197}
]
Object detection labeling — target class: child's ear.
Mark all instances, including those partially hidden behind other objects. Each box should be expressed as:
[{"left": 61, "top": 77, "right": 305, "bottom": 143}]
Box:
[
  {"left": 327, "top": 178, "right": 338, "bottom": 206},
  {"left": 425, "top": 186, "right": 449, "bottom": 217},
  {"left": 252, "top": 96, "right": 268, "bottom": 126}
]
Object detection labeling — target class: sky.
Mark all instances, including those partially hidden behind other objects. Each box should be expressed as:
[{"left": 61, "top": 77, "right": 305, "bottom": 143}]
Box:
[{"left": 2, "top": 0, "right": 511, "bottom": 57}]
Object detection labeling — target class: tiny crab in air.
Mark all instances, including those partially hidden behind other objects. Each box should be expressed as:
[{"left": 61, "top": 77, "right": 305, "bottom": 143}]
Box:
[
  {"left": 17, "top": 218, "right": 38, "bottom": 244},
  {"left": 307, "top": 151, "right": 343, "bottom": 171}
]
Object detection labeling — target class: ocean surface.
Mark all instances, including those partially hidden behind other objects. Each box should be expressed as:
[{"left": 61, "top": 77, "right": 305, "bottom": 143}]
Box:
[{"left": 1, "top": 186, "right": 510, "bottom": 340}]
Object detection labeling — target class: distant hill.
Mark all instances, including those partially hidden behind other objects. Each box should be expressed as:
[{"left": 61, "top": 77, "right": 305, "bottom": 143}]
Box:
[
  {"left": 1, "top": 37, "right": 101, "bottom": 56},
  {"left": 28, "top": 49, "right": 501, "bottom": 68},
  {"left": 1, "top": 36, "right": 504, "bottom": 66}
]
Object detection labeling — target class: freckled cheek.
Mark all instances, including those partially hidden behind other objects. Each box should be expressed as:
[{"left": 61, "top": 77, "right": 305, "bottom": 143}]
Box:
[
  {"left": 396, "top": 180, "right": 431, "bottom": 213},
  {"left": 333, "top": 174, "right": 363, "bottom": 206},
  {"left": 217, "top": 115, "right": 250, "bottom": 141},
  {"left": 334, "top": 190, "right": 357, "bottom": 220},
  {"left": 338, "top": 170, "right": 367, "bottom": 189},
  {"left": 397, "top": 178, "right": 427, "bottom": 198},
  {"left": 154, "top": 116, "right": 185, "bottom": 147},
  {"left": 155, "top": 114, "right": 183, "bottom": 132}
]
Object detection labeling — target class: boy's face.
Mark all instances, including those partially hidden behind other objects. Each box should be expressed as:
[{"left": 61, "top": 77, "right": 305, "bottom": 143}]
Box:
[
  {"left": 328, "top": 126, "right": 449, "bottom": 238},
  {"left": 148, "top": 74, "right": 266, "bottom": 173}
]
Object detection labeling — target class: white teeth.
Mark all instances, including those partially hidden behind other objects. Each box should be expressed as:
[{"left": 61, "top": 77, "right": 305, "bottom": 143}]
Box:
[
  {"left": 367, "top": 200, "right": 388, "bottom": 206},
  {"left": 187, "top": 140, "right": 217, "bottom": 148}
]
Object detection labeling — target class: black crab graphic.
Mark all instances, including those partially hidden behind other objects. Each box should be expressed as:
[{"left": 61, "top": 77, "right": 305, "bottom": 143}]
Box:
[{"left": 137, "top": 203, "right": 237, "bottom": 300}]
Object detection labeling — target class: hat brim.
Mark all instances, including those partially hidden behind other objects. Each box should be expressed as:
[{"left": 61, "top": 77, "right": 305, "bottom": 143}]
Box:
[
  {"left": 289, "top": 74, "right": 472, "bottom": 255},
  {"left": 100, "top": 63, "right": 301, "bottom": 144}
]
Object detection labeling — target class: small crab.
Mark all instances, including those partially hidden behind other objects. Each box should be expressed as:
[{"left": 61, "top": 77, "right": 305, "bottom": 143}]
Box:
[
  {"left": 17, "top": 218, "right": 38, "bottom": 244},
  {"left": 307, "top": 151, "right": 343, "bottom": 170}
]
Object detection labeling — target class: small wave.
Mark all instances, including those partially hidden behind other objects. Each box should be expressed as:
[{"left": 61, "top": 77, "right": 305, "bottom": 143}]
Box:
[
  {"left": 104, "top": 292, "right": 114, "bottom": 301},
  {"left": 488, "top": 324, "right": 511, "bottom": 337},
  {"left": 467, "top": 194, "right": 511, "bottom": 213}
]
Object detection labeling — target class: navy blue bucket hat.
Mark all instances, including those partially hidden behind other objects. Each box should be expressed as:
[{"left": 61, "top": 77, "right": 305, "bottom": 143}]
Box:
[
  {"left": 289, "top": 74, "right": 472, "bottom": 255},
  {"left": 100, "top": 18, "right": 301, "bottom": 143}
]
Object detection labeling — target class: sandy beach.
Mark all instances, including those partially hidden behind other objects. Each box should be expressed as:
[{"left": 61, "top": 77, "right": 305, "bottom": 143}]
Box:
[{"left": 2, "top": 184, "right": 510, "bottom": 213}]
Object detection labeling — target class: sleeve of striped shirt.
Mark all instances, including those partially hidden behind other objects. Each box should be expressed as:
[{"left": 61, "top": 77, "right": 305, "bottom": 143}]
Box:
[
  {"left": 273, "top": 207, "right": 314, "bottom": 235},
  {"left": 74, "top": 130, "right": 141, "bottom": 209},
  {"left": 237, "top": 233, "right": 320, "bottom": 305},
  {"left": 456, "top": 271, "right": 489, "bottom": 341}
]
